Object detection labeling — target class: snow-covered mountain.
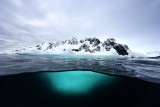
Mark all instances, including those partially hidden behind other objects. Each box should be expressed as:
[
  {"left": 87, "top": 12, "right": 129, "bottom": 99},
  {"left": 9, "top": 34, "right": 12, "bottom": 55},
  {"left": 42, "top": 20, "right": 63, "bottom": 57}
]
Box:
[{"left": 10, "top": 37, "right": 138, "bottom": 58}]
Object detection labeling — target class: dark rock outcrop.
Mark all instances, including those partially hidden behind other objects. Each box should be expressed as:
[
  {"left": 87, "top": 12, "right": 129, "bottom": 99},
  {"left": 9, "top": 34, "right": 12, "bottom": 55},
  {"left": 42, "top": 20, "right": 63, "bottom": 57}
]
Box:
[
  {"left": 37, "top": 45, "right": 42, "bottom": 50},
  {"left": 46, "top": 43, "right": 55, "bottom": 50},
  {"left": 91, "top": 46, "right": 100, "bottom": 53},
  {"left": 102, "top": 38, "right": 116, "bottom": 51},
  {"left": 113, "top": 44, "right": 128, "bottom": 56},
  {"left": 66, "top": 37, "right": 78, "bottom": 45},
  {"left": 84, "top": 37, "right": 100, "bottom": 47},
  {"left": 72, "top": 49, "right": 80, "bottom": 52},
  {"left": 103, "top": 38, "right": 116, "bottom": 47},
  {"left": 90, "top": 37, "right": 100, "bottom": 47},
  {"left": 79, "top": 44, "right": 90, "bottom": 51},
  {"left": 104, "top": 46, "right": 111, "bottom": 51},
  {"left": 80, "top": 39, "right": 84, "bottom": 43},
  {"left": 107, "top": 38, "right": 116, "bottom": 46},
  {"left": 102, "top": 38, "right": 129, "bottom": 55}
]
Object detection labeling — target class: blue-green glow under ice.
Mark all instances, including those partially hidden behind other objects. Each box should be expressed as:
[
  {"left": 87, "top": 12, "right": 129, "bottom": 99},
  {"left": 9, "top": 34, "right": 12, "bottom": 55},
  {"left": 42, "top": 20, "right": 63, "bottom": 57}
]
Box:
[{"left": 44, "top": 70, "right": 116, "bottom": 94}]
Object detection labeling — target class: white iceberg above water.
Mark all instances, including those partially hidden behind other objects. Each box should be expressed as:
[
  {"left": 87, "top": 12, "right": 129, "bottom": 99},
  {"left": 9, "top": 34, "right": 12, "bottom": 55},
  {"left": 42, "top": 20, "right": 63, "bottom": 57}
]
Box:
[{"left": 3, "top": 37, "right": 155, "bottom": 58}]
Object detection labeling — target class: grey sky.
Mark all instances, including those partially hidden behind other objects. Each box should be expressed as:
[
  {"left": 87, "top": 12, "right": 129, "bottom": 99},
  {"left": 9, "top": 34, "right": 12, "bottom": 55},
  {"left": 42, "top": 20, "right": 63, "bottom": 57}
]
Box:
[{"left": 0, "top": 0, "right": 160, "bottom": 53}]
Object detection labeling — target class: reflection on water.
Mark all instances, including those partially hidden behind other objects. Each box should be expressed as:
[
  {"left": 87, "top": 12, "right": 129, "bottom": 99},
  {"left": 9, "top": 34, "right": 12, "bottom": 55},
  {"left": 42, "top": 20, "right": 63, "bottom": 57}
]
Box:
[{"left": 41, "top": 70, "right": 116, "bottom": 94}]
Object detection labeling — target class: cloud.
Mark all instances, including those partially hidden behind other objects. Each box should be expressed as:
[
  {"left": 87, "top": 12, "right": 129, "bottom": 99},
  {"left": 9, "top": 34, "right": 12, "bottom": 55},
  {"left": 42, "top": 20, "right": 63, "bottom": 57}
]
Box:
[{"left": 0, "top": 0, "right": 159, "bottom": 53}]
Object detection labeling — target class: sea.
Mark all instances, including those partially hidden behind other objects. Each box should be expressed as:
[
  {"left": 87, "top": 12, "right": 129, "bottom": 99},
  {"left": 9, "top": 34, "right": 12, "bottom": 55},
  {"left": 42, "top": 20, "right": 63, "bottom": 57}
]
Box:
[{"left": 0, "top": 54, "right": 160, "bottom": 107}]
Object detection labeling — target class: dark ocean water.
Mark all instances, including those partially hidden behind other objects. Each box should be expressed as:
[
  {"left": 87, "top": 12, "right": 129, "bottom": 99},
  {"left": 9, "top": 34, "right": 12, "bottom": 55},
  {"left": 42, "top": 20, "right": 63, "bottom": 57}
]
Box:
[{"left": 0, "top": 54, "right": 160, "bottom": 107}]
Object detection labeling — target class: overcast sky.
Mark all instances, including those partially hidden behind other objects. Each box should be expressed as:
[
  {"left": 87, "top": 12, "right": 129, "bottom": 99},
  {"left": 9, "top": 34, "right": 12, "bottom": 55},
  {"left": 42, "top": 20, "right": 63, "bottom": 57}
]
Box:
[{"left": 0, "top": 0, "right": 160, "bottom": 53}]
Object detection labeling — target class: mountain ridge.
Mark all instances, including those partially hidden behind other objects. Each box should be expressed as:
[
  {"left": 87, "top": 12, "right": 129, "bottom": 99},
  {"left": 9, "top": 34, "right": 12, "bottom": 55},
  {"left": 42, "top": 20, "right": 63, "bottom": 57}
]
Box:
[{"left": 11, "top": 37, "right": 136, "bottom": 58}]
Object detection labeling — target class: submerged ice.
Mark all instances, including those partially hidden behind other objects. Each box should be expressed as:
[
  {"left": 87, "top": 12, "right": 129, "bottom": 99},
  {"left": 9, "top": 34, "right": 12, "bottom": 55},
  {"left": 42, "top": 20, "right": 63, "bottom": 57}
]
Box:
[{"left": 43, "top": 70, "right": 115, "bottom": 94}]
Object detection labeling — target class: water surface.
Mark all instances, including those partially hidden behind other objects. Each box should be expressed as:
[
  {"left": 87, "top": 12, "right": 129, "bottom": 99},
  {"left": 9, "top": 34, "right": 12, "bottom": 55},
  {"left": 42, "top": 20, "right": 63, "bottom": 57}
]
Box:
[{"left": 0, "top": 54, "right": 160, "bottom": 83}]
